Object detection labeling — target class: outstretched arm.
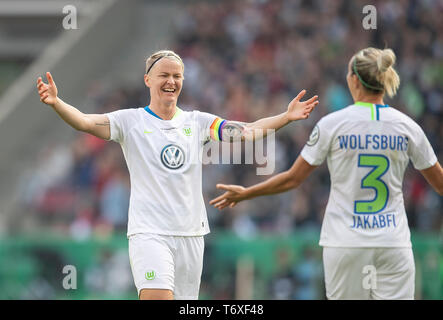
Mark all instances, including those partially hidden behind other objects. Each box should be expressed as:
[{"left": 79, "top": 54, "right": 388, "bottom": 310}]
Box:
[
  {"left": 209, "top": 155, "right": 317, "bottom": 210},
  {"left": 37, "top": 72, "right": 111, "bottom": 140},
  {"left": 221, "top": 90, "right": 318, "bottom": 142}
]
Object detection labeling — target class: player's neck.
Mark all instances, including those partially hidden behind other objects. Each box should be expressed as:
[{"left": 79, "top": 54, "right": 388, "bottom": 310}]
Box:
[
  {"left": 354, "top": 94, "right": 384, "bottom": 105},
  {"left": 149, "top": 102, "right": 177, "bottom": 120}
]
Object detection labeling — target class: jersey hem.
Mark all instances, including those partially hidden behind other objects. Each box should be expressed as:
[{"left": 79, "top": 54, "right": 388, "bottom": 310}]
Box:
[
  {"left": 319, "top": 242, "right": 412, "bottom": 248},
  {"left": 128, "top": 228, "right": 210, "bottom": 238},
  {"left": 413, "top": 158, "right": 438, "bottom": 171},
  {"left": 300, "top": 151, "right": 319, "bottom": 166}
]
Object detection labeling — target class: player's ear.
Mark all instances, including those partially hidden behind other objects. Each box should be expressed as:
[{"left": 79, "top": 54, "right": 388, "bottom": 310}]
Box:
[
  {"left": 351, "top": 74, "right": 360, "bottom": 90},
  {"left": 144, "top": 74, "right": 151, "bottom": 88}
]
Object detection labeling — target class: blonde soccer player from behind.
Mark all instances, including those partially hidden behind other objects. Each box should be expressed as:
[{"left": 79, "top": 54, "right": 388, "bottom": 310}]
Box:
[
  {"left": 36, "top": 50, "right": 319, "bottom": 300},
  {"left": 211, "top": 47, "right": 443, "bottom": 300}
]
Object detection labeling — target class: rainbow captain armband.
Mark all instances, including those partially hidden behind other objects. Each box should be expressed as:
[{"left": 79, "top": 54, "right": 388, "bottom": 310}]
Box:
[{"left": 209, "top": 117, "right": 226, "bottom": 141}]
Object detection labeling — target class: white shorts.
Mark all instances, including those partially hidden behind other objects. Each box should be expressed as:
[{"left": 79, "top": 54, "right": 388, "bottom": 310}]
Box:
[
  {"left": 128, "top": 233, "right": 204, "bottom": 300},
  {"left": 322, "top": 247, "right": 415, "bottom": 300}
]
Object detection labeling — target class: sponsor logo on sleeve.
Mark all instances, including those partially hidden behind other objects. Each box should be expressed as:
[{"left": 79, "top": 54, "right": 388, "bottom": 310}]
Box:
[{"left": 306, "top": 125, "right": 320, "bottom": 146}]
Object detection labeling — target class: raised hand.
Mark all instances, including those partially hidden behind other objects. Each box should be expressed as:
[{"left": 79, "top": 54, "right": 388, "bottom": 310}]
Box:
[
  {"left": 37, "top": 72, "right": 58, "bottom": 106},
  {"left": 209, "top": 184, "right": 248, "bottom": 210},
  {"left": 286, "top": 89, "right": 319, "bottom": 121}
]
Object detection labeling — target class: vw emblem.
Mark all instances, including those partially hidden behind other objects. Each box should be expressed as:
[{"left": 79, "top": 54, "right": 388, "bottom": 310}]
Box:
[{"left": 161, "top": 144, "right": 185, "bottom": 170}]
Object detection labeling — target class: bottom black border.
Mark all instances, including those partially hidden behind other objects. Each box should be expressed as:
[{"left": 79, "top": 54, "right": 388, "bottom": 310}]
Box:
[{"left": 1, "top": 299, "right": 439, "bottom": 318}]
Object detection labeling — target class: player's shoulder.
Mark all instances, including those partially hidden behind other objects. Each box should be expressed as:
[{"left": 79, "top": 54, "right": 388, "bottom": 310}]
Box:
[
  {"left": 186, "top": 108, "right": 222, "bottom": 125},
  {"left": 188, "top": 108, "right": 208, "bottom": 117},
  {"left": 384, "top": 105, "right": 416, "bottom": 122},
  {"left": 107, "top": 107, "right": 142, "bottom": 118},
  {"left": 384, "top": 105, "right": 423, "bottom": 131},
  {"left": 174, "top": 106, "right": 198, "bottom": 116},
  {"left": 176, "top": 108, "right": 202, "bottom": 122},
  {"left": 317, "top": 104, "right": 354, "bottom": 127}
]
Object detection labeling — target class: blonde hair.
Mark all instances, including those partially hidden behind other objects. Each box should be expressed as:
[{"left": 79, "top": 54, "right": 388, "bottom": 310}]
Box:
[
  {"left": 145, "top": 50, "right": 184, "bottom": 74},
  {"left": 351, "top": 47, "right": 400, "bottom": 98}
]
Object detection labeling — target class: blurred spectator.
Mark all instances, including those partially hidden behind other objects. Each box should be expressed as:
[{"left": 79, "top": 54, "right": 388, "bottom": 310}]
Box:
[
  {"left": 99, "top": 169, "right": 130, "bottom": 231},
  {"left": 84, "top": 248, "right": 133, "bottom": 297},
  {"left": 292, "top": 246, "right": 323, "bottom": 300},
  {"left": 268, "top": 247, "right": 295, "bottom": 300}
]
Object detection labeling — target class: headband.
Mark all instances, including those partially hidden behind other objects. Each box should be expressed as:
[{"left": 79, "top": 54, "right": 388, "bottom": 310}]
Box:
[
  {"left": 146, "top": 56, "right": 164, "bottom": 75},
  {"left": 352, "top": 58, "right": 384, "bottom": 91}
]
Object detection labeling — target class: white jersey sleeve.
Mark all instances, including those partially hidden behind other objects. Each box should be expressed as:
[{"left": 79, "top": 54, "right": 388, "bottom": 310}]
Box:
[
  {"left": 194, "top": 110, "right": 226, "bottom": 142},
  {"left": 106, "top": 109, "right": 137, "bottom": 143},
  {"left": 300, "top": 118, "right": 333, "bottom": 166},
  {"left": 406, "top": 120, "right": 437, "bottom": 170}
]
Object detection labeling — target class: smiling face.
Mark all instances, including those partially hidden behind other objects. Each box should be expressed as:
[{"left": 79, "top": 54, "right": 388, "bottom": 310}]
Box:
[{"left": 144, "top": 57, "right": 184, "bottom": 108}]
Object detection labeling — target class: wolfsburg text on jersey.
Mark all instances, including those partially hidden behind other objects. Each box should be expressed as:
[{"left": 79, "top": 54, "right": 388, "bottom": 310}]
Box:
[{"left": 338, "top": 134, "right": 408, "bottom": 151}]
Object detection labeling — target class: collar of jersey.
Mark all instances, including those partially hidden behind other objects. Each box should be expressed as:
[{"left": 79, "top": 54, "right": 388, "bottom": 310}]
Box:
[
  {"left": 144, "top": 105, "right": 182, "bottom": 120},
  {"left": 355, "top": 101, "right": 389, "bottom": 121}
]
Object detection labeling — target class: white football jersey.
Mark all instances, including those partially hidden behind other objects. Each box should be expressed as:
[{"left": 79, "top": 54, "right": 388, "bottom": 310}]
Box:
[
  {"left": 106, "top": 106, "right": 226, "bottom": 237},
  {"left": 301, "top": 102, "right": 437, "bottom": 247}
]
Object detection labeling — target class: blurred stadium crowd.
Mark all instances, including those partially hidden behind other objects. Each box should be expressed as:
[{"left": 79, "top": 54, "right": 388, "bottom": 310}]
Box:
[{"left": 15, "top": 0, "right": 442, "bottom": 299}]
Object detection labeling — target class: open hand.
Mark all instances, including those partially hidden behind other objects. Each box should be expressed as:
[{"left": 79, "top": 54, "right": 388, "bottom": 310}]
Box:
[
  {"left": 286, "top": 89, "right": 319, "bottom": 121},
  {"left": 37, "top": 72, "right": 58, "bottom": 106},
  {"left": 209, "top": 184, "right": 248, "bottom": 210}
]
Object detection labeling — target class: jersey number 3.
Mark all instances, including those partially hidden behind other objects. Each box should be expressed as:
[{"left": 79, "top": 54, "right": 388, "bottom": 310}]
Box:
[{"left": 354, "top": 154, "right": 390, "bottom": 214}]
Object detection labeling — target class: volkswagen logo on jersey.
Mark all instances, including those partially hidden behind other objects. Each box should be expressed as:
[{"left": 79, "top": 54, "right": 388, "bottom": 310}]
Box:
[{"left": 161, "top": 144, "right": 185, "bottom": 169}]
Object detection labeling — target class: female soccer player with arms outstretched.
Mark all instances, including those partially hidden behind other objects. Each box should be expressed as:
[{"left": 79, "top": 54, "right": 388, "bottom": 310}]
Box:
[
  {"left": 211, "top": 47, "right": 443, "bottom": 300},
  {"left": 36, "top": 50, "right": 318, "bottom": 300}
]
